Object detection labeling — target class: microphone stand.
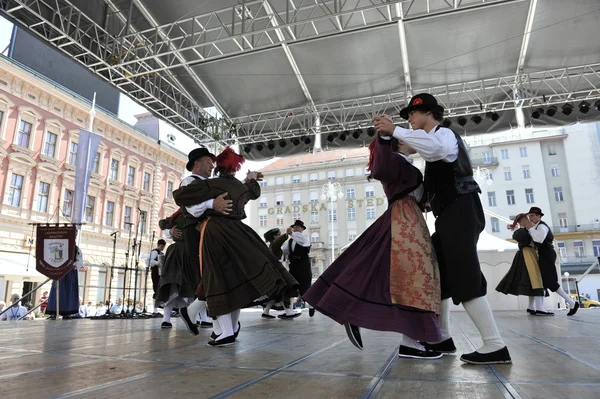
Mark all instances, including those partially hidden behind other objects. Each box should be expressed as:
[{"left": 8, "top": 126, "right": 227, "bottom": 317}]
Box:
[
  {"left": 143, "top": 230, "right": 155, "bottom": 314},
  {"left": 107, "top": 231, "right": 118, "bottom": 311},
  {"left": 122, "top": 222, "right": 133, "bottom": 317},
  {"left": 131, "top": 210, "right": 143, "bottom": 317}
]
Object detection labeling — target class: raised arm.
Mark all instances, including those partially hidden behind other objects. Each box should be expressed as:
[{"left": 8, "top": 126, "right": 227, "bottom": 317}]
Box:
[{"left": 270, "top": 233, "right": 289, "bottom": 253}]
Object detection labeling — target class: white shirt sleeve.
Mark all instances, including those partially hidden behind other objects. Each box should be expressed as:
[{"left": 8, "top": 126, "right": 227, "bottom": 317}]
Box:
[
  {"left": 282, "top": 238, "right": 292, "bottom": 256},
  {"left": 392, "top": 126, "right": 458, "bottom": 162},
  {"left": 163, "top": 228, "right": 172, "bottom": 240},
  {"left": 290, "top": 232, "right": 310, "bottom": 247},
  {"left": 528, "top": 223, "right": 549, "bottom": 243},
  {"left": 180, "top": 175, "right": 215, "bottom": 217},
  {"left": 74, "top": 247, "right": 83, "bottom": 269},
  {"left": 148, "top": 250, "right": 160, "bottom": 266}
]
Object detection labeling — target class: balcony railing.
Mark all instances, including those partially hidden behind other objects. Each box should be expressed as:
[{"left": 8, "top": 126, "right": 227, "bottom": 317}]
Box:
[
  {"left": 559, "top": 256, "right": 599, "bottom": 264},
  {"left": 471, "top": 157, "right": 499, "bottom": 167},
  {"left": 552, "top": 224, "right": 600, "bottom": 233}
]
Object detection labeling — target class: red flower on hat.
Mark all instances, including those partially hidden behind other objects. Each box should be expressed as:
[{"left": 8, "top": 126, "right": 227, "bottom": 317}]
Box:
[{"left": 412, "top": 98, "right": 423, "bottom": 105}]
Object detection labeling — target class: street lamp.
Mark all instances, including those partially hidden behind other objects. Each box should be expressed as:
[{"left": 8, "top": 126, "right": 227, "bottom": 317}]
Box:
[
  {"left": 564, "top": 272, "right": 570, "bottom": 294},
  {"left": 321, "top": 181, "right": 344, "bottom": 264},
  {"left": 473, "top": 166, "right": 494, "bottom": 186}
]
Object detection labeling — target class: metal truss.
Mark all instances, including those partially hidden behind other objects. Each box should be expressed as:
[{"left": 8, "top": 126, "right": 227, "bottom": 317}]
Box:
[{"left": 225, "top": 63, "right": 600, "bottom": 145}]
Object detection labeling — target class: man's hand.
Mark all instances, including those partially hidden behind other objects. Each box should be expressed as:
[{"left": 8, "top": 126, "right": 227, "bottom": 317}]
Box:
[
  {"left": 286, "top": 227, "right": 293, "bottom": 235},
  {"left": 213, "top": 192, "right": 233, "bottom": 215},
  {"left": 169, "top": 226, "right": 182, "bottom": 239},
  {"left": 372, "top": 115, "right": 395, "bottom": 136}
]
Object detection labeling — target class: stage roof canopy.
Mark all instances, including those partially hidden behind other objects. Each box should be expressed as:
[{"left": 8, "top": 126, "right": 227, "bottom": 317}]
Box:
[{"left": 2, "top": 0, "right": 600, "bottom": 159}]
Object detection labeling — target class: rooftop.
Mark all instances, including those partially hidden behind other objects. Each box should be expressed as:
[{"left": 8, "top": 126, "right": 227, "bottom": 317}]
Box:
[{"left": 262, "top": 146, "right": 369, "bottom": 172}]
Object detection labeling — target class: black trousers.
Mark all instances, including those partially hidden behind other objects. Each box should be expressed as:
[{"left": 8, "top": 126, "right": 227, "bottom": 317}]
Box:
[
  {"left": 289, "top": 258, "right": 312, "bottom": 296},
  {"left": 432, "top": 192, "right": 487, "bottom": 305},
  {"left": 151, "top": 266, "right": 160, "bottom": 299},
  {"left": 183, "top": 225, "right": 204, "bottom": 300},
  {"left": 538, "top": 247, "right": 560, "bottom": 292}
]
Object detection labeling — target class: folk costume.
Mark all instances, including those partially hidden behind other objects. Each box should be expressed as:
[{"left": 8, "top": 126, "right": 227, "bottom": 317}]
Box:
[
  {"left": 282, "top": 220, "right": 314, "bottom": 317},
  {"left": 174, "top": 147, "right": 299, "bottom": 346},
  {"left": 47, "top": 246, "right": 82, "bottom": 318},
  {"left": 303, "top": 136, "right": 443, "bottom": 358},
  {"left": 382, "top": 93, "right": 511, "bottom": 365},
  {"left": 146, "top": 242, "right": 164, "bottom": 313}
]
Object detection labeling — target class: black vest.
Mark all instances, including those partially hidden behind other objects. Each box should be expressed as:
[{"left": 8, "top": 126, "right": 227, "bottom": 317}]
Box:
[
  {"left": 288, "top": 239, "right": 311, "bottom": 263},
  {"left": 534, "top": 221, "right": 555, "bottom": 247},
  {"left": 424, "top": 127, "right": 481, "bottom": 216},
  {"left": 179, "top": 175, "right": 203, "bottom": 228}
]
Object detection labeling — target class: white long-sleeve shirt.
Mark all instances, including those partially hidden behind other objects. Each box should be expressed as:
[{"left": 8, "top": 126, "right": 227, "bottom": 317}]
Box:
[
  {"left": 391, "top": 125, "right": 459, "bottom": 162},
  {"left": 528, "top": 222, "right": 549, "bottom": 244},
  {"left": 180, "top": 174, "right": 214, "bottom": 218},
  {"left": 282, "top": 231, "right": 311, "bottom": 256}
]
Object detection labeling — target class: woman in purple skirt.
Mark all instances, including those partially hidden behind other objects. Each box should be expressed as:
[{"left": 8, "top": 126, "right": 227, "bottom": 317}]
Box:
[{"left": 303, "top": 132, "right": 443, "bottom": 359}]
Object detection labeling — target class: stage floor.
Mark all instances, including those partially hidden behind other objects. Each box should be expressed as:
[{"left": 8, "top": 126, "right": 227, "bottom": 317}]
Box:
[{"left": 1, "top": 308, "right": 599, "bottom": 399}]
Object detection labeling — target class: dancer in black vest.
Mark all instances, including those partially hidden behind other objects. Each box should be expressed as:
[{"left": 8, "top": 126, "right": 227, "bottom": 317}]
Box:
[
  {"left": 526, "top": 207, "right": 579, "bottom": 316},
  {"left": 147, "top": 239, "right": 166, "bottom": 315},
  {"left": 282, "top": 220, "right": 313, "bottom": 317},
  {"left": 373, "top": 93, "right": 511, "bottom": 365}
]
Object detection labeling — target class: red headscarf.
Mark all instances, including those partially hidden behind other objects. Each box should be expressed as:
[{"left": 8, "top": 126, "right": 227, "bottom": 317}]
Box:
[
  {"left": 214, "top": 146, "right": 245, "bottom": 176},
  {"left": 366, "top": 137, "right": 378, "bottom": 172},
  {"left": 507, "top": 213, "right": 528, "bottom": 230}
]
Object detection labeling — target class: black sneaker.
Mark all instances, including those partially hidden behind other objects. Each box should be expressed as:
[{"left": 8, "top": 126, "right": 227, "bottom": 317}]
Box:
[
  {"left": 207, "top": 335, "right": 236, "bottom": 347},
  {"left": 179, "top": 307, "right": 199, "bottom": 336},
  {"left": 309, "top": 308, "right": 315, "bottom": 317},
  {"left": 526, "top": 308, "right": 536, "bottom": 315},
  {"left": 398, "top": 345, "right": 442, "bottom": 359},
  {"left": 568, "top": 302, "right": 579, "bottom": 316},
  {"left": 344, "top": 323, "right": 363, "bottom": 350},
  {"left": 536, "top": 310, "right": 555, "bottom": 316},
  {"left": 419, "top": 338, "right": 457, "bottom": 354},
  {"left": 161, "top": 322, "right": 173, "bottom": 329},
  {"left": 261, "top": 313, "right": 276, "bottom": 319},
  {"left": 460, "top": 347, "right": 512, "bottom": 365},
  {"left": 278, "top": 313, "right": 301, "bottom": 320}
]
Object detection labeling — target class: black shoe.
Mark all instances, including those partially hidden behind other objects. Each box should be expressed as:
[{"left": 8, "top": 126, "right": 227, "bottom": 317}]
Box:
[
  {"left": 161, "top": 322, "right": 173, "bottom": 329},
  {"left": 234, "top": 321, "right": 241, "bottom": 338},
  {"left": 207, "top": 335, "right": 236, "bottom": 347},
  {"left": 460, "top": 347, "right": 512, "bottom": 365},
  {"left": 278, "top": 313, "right": 301, "bottom": 320},
  {"left": 210, "top": 331, "right": 220, "bottom": 340},
  {"left": 419, "top": 338, "right": 457, "bottom": 354},
  {"left": 526, "top": 308, "right": 536, "bottom": 315},
  {"left": 272, "top": 304, "right": 285, "bottom": 311},
  {"left": 261, "top": 313, "right": 276, "bottom": 319},
  {"left": 344, "top": 323, "right": 363, "bottom": 350},
  {"left": 309, "top": 308, "right": 315, "bottom": 317},
  {"left": 398, "top": 345, "right": 443, "bottom": 359},
  {"left": 179, "top": 307, "right": 199, "bottom": 336},
  {"left": 536, "top": 310, "right": 555, "bottom": 316},
  {"left": 568, "top": 302, "right": 579, "bottom": 316},
  {"left": 199, "top": 321, "right": 213, "bottom": 328}
]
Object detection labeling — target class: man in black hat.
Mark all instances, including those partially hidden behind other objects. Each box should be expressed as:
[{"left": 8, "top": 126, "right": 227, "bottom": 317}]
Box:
[
  {"left": 176, "top": 147, "right": 234, "bottom": 335},
  {"left": 373, "top": 93, "right": 511, "bottom": 365},
  {"left": 526, "top": 207, "right": 579, "bottom": 316},
  {"left": 281, "top": 220, "right": 311, "bottom": 318}
]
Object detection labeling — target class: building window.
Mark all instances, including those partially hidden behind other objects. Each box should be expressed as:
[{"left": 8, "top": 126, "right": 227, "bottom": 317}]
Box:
[
  {"left": 276, "top": 194, "right": 284, "bottom": 206},
  {"left": 487, "top": 191, "right": 496, "bottom": 207},
  {"left": 259, "top": 215, "right": 267, "bottom": 227},
  {"left": 309, "top": 191, "right": 318, "bottom": 203},
  {"left": 550, "top": 164, "right": 560, "bottom": 177},
  {"left": 525, "top": 188, "right": 535, "bottom": 204},
  {"left": 327, "top": 171, "right": 336, "bottom": 180},
  {"left": 275, "top": 177, "right": 284, "bottom": 185},
  {"left": 311, "top": 232, "right": 320, "bottom": 242},
  {"left": 557, "top": 242, "right": 567, "bottom": 260},
  {"left": 293, "top": 212, "right": 302, "bottom": 221},
  {"left": 592, "top": 240, "right": 600, "bottom": 257},
  {"left": 17, "top": 120, "right": 32, "bottom": 148},
  {"left": 365, "top": 185, "right": 374, "bottom": 198},
  {"left": 259, "top": 181, "right": 267, "bottom": 187},
  {"left": 519, "top": 147, "right": 528, "bottom": 157},
  {"left": 548, "top": 145, "right": 557, "bottom": 155},
  {"left": 503, "top": 167, "right": 512, "bottom": 180},
  {"left": 558, "top": 213, "right": 568, "bottom": 232},
  {"left": 574, "top": 241, "right": 584, "bottom": 258},
  {"left": 292, "top": 175, "right": 301, "bottom": 184},
  {"left": 491, "top": 217, "right": 500, "bottom": 232},
  {"left": 68, "top": 142, "right": 78, "bottom": 165},
  {"left": 43, "top": 132, "right": 57, "bottom": 158},
  {"left": 127, "top": 166, "right": 136, "bottom": 186},
  {"left": 276, "top": 214, "right": 284, "bottom": 226},
  {"left": 93, "top": 152, "right": 101, "bottom": 174},
  {"left": 140, "top": 214, "right": 147, "bottom": 235},
  {"left": 310, "top": 211, "right": 319, "bottom": 224},
  {"left": 330, "top": 231, "right": 338, "bottom": 246},
  {"left": 105, "top": 201, "right": 115, "bottom": 226},
  {"left": 292, "top": 192, "right": 301, "bottom": 205},
  {"left": 36, "top": 182, "right": 50, "bottom": 212},
  {"left": 554, "top": 187, "right": 564, "bottom": 202},
  {"left": 506, "top": 190, "right": 515, "bottom": 205},
  {"left": 259, "top": 197, "right": 267, "bottom": 208},
  {"left": 85, "top": 196, "right": 95, "bottom": 223},
  {"left": 348, "top": 230, "right": 357, "bottom": 242},
  {"left": 110, "top": 159, "right": 119, "bottom": 180},
  {"left": 124, "top": 206, "right": 132, "bottom": 228},
  {"left": 166, "top": 181, "right": 173, "bottom": 199},
  {"left": 143, "top": 172, "right": 151, "bottom": 191},
  {"left": 366, "top": 206, "right": 376, "bottom": 219},
  {"left": 347, "top": 207, "right": 356, "bottom": 221},
  {"left": 501, "top": 149, "right": 509, "bottom": 160},
  {"left": 328, "top": 209, "right": 337, "bottom": 222},
  {"left": 483, "top": 152, "right": 492, "bottom": 163},
  {"left": 364, "top": 167, "right": 370, "bottom": 176},
  {"left": 346, "top": 187, "right": 355, "bottom": 199},
  {"left": 310, "top": 173, "right": 318, "bottom": 182},
  {"left": 522, "top": 165, "right": 530, "bottom": 179},
  {"left": 345, "top": 168, "right": 355, "bottom": 177}
]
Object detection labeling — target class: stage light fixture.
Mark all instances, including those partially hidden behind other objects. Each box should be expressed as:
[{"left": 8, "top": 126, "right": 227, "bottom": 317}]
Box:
[
  {"left": 595, "top": 100, "right": 600, "bottom": 111},
  {"left": 546, "top": 105, "right": 557, "bottom": 117},
  {"left": 342, "top": 130, "right": 350, "bottom": 137},
  {"left": 486, "top": 111, "right": 499, "bottom": 121},
  {"left": 291, "top": 137, "right": 301, "bottom": 146},
  {"left": 243, "top": 145, "right": 252, "bottom": 154},
  {"left": 256, "top": 143, "right": 264, "bottom": 152},
  {"left": 578, "top": 101, "right": 590, "bottom": 114},
  {"left": 562, "top": 103, "right": 573, "bottom": 116},
  {"left": 367, "top": 127, "right": 376, "bottom": 137},
  {"left": 471, "top": 115, "right": 482, "bottom": 124},
  {"left": 279, "top": 139, "right": 287, "bottom": 148},
  {"left": 352, "top": 128, "right": 363, "bottom": 139},
  {"left": 302, "top": 136, "right": 311, "bottom": 145},
  {"left": 339, "top": 132, "right": 347, "bottom": 141},
  {"left": 457, "top": 116, "right": 467, "bottom": 127},
  {"left": 267, "top": 141, "right": 275, "bottom": 151},
  {"left": 531, "top": 107, "right": 544, "bottom": 119},
  {"left": 442, "top": 118, "right": 452, "bottom": 128}
]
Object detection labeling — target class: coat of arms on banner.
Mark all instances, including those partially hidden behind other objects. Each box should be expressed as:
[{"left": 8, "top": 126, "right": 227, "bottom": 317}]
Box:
[
  {"left": 36, "top": 225, "right": 76, "bottom": 280},
  {"left": 44, "top": 240, "right": 69, "bottom": 267}
]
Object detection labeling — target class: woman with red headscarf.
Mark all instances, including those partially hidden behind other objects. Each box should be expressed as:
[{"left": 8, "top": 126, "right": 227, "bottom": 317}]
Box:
[
  {"left": 174, "top": 147, "right": 299, "bottom": 347},
  {"left": 303, "top": 133, "right": 443, "bottom": 360}
]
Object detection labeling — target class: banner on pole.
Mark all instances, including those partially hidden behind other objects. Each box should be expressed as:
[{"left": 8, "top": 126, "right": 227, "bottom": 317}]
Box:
[
  {"left": 72, "top": 129, "right": 102, "bottom": 227},
  {"left": 36, "top": 225, "right": 76, "bottom": 280}
]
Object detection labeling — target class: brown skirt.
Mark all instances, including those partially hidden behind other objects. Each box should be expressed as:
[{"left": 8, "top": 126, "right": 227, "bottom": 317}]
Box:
[{"left": 196, "top": 217, "right": 299, "bottom": 317}]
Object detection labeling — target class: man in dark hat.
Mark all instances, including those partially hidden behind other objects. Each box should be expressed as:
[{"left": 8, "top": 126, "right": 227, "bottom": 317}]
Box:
[
  {"left": 526, "top": 207, "right": 578, "bottom": 315},
  {"left": 281, "top": 220, "right": 311, "bottom": 318},
  {"left": 176, "top": 147, "right": 234, "bottom": 335},
  {"left": 261, "top": 228, "right": 293, "bottom": 318},
  {"left": 373, "top": 93, "right": 511, "bottom": 365}
]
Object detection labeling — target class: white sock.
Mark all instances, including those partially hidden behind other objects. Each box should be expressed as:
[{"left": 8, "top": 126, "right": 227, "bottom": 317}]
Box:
[
  {"left": 186, "top": 299, "right": 204, "bottom": 320},
  {"left": 463, "top": 296, "right": 505, "bottom": 354},
  {"left": 430, "top": 298, "right": 451, "bottom": 343},
  {"left": 401, "top": 335, "right": 425, "bottom": 351},
  {"left": 163, "top": 304, "right": 173, "bottom": 323},
  {"left": 198, "top": 304, "right": 211, "bottom": 323},
  {"left": 534, "top": 297, "right": 546, "bottom": 312},
  {"left": 263, "top": 300, "right": 275, "bottom": 315},
  {"left": 231, "top": 309, "right": 241, "bottom": 332},
  {"left": 528, "top": 296, "right": 535, "bottom": 311},
  {"left": 212, "top": 317, "right": 222, "bottom": 336},
  {"left": 554, "top": 287, "right": 576, "bottom": 307},
  {"left": 284, "top": 303, "right": 295, "bottom": 316},
  {"left": 216, "top": 313, "right": 234, "bottom": 339}
]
